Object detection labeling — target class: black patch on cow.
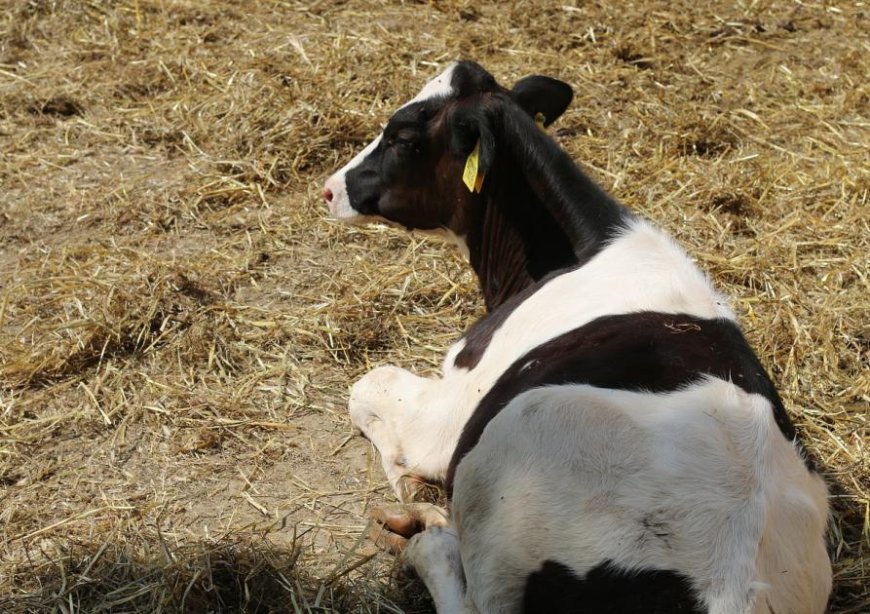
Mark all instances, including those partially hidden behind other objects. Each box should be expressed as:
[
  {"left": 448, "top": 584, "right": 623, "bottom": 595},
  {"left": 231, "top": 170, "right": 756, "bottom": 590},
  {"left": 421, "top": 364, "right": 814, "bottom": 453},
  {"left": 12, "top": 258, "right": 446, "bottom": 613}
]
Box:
[
  {"left": 345, "top": 145, "right": 383, "bottom": 216},
  {"left": 497, "top": 102, "right": 630, "bottom": 267},
  {"left": 523, "top": 560, "right": 705, "bottom": 614},
  {"left": 446, "top": 311, "right": 808, "bottom": 493},
  {"left": 465, "top": 165, "right": 580, "bottom": 310},
  {"left": 453, "top": 95, "right": 638, "bottom": 358},
  {"left": 442, "top": 65, "right": 631, "bottom": 310}
]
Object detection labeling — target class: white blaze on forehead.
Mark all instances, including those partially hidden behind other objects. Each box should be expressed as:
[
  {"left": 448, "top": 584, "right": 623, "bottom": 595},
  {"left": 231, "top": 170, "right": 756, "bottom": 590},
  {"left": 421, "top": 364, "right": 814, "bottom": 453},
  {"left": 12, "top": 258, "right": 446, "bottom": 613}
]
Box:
[
  {"left": 402, "top": 62, "right": 458, "bottom": 108},
  {"left": 323, "top": 63, "right": 458, "bottom": 222}
]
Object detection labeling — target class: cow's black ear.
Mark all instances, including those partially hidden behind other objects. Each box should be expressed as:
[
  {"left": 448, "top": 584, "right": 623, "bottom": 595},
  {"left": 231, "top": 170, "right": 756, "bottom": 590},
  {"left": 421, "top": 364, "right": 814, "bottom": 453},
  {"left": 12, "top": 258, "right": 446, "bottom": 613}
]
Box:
[
  {"left": 448, "top": 106, "right": 496, "bottom": 177},
  {"left": 510, "top": 75, "right": 573, "bottom": 126}
]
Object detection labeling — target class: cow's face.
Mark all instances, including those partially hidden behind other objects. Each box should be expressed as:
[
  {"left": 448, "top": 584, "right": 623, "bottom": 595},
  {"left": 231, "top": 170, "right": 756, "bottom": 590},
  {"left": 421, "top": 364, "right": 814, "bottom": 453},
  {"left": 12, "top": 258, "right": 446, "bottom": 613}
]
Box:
[
  {"left": 323, "top": 61, "right": 573, "bottom": 237},
  {"left": 323, "top": 62, "right": 482, "bottom": 234}
]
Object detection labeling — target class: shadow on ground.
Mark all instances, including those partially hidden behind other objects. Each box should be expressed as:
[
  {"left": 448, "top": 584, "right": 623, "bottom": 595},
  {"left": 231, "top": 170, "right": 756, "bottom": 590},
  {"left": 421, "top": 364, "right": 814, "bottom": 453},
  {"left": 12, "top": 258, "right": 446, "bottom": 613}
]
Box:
[{"left": 2, "top": 535, "right": 433, "bottom": 613}]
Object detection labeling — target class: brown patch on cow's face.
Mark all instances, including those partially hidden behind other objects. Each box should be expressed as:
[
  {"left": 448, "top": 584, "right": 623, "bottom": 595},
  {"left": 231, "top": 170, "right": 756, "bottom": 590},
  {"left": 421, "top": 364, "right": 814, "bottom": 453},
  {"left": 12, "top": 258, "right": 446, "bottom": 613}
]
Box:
[
  {"left": 384, "top": 149, "right": 479, "bottom": 234},
  {"left": 377, "top": 128, "right": 457, "bottom": 227}
]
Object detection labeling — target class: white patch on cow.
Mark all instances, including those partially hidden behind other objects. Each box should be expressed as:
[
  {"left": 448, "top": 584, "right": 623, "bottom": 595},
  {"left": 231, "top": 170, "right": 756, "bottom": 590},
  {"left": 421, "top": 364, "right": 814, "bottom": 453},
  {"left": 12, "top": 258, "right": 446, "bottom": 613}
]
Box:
[
  {"left": 348, "top": 365, "right": 444, "bottom": 500},
  {"left": 323, "top": 63, "right": 458, "bottom": 223},
  {"left": 403, "top": 62, "right": 458, "bottom": 107},
  {"left": 450, "top": 379, "right": 830, "bottom": 612}
]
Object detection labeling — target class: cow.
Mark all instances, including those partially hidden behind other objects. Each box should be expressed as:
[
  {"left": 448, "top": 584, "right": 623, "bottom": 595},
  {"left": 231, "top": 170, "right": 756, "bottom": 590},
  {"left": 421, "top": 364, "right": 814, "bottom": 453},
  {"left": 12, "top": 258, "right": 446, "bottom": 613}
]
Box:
[{"left": 322, "top": 61, "right": 831, "bottom": 613}]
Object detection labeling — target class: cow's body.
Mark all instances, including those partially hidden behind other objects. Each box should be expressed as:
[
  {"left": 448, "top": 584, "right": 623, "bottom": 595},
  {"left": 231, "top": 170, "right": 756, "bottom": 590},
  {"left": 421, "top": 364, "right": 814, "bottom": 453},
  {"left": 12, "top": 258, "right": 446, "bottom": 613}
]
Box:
[{"left": 323, "top": 61, "right": 831, "bottom": 613}]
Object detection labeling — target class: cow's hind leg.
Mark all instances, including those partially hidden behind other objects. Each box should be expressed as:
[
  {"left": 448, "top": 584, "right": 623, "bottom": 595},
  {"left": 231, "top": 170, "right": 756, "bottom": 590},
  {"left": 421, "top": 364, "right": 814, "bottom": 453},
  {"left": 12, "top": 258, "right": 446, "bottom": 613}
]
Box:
[
  {"left": 368, "top": 503, "right": 468, "bottom": 613},
  {"left": 404, "top": 525, "right": 468, "bottom": 614}
]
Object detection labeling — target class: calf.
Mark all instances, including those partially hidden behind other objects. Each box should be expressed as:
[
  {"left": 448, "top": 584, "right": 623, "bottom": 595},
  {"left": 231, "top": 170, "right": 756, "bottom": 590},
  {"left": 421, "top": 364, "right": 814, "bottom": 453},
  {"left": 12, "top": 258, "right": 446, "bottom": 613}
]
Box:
[{"left": 323, "top": 61, "right": 831, "bottom": 613}]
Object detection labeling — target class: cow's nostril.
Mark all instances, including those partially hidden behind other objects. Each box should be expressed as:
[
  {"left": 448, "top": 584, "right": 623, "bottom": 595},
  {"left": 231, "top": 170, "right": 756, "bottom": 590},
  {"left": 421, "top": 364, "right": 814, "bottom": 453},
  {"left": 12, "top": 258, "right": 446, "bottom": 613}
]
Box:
[{"left": 323, "top": 187, "right": 334, "bottom": 203}]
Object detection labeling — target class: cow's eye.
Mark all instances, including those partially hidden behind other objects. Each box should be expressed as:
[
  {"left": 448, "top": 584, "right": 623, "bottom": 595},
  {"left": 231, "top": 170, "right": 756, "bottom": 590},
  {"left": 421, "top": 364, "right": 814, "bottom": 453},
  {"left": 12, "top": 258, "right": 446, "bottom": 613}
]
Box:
[{"left": 389, "top": 136, "right": 420, "bottom": 155}]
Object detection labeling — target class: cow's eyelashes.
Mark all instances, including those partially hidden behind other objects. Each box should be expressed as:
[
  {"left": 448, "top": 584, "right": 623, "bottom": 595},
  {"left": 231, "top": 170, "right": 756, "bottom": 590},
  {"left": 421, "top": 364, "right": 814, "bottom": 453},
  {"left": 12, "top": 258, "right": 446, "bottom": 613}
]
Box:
[
  {"left": 386, "top": 136, "right": 420, "bottom": 153},
  {"left": 384, "top": 124, "right": 421, "bottom": 146}
]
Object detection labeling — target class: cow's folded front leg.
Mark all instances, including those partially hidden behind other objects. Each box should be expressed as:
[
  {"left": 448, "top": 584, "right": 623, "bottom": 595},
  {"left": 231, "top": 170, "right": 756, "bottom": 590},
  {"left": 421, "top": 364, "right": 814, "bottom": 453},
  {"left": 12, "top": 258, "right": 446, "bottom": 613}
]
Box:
[{"left": 349, "top": 365, "right": 454, "bottom": 501}]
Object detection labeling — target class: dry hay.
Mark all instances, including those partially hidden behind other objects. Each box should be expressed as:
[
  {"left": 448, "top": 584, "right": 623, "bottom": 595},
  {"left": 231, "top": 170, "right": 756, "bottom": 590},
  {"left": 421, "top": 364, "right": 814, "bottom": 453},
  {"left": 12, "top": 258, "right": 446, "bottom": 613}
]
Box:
[{"left": 0, "top": 0, "right": 866, "bottom": 612}]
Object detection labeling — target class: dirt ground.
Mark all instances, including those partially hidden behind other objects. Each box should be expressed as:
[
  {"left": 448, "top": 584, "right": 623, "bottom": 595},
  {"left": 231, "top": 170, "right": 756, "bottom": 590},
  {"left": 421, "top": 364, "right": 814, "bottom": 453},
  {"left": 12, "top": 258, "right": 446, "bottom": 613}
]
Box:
[{"left": 0, "top": 1, "right": 867, "bottom": 612}]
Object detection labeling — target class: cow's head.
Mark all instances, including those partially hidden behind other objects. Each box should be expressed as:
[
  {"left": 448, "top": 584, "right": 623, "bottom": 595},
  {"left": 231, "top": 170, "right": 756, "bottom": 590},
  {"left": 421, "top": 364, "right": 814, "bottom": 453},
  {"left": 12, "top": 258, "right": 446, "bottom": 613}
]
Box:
[{"left": 322, "top": 61, "right": 573, "bottom": 240}]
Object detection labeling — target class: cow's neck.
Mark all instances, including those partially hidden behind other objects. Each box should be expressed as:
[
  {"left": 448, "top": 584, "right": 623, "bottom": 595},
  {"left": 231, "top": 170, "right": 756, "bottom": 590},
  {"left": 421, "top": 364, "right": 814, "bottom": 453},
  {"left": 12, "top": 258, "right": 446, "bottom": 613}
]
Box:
[
  {"left": 465, "top": 173, "right": 574, "bottom": 310},
  {"left": 464, "top": 107, "right": 630, "bottom": 311}
]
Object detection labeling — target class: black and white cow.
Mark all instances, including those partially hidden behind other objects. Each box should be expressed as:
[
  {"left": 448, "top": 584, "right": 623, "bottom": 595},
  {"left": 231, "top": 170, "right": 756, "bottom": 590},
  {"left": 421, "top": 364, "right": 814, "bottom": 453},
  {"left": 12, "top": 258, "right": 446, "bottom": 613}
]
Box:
[{"left": 322, "top": 61, "right": 831, "bottom": 614}]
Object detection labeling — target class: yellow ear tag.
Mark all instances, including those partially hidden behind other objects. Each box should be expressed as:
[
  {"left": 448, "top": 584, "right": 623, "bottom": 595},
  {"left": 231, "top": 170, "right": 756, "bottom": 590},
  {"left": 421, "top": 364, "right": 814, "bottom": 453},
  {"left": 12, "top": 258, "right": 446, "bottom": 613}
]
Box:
[
  {"left": 534, "top": 112, "right": 547, "bottom": 132},
  {"left": 462, "top": 140, "right": 485, "bottom": 193}
]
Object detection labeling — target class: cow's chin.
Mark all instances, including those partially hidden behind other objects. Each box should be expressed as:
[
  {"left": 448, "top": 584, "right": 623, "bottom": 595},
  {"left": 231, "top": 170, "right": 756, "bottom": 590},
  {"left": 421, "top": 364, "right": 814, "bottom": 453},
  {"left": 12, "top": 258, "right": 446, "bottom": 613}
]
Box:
[
  {"left": 329, "top": 195, "right": 409, "bottom": 230},
  {"left": 329, "top": 199, "right": 467, "bottom": 257},
  {"left": 328, "top": 197, "right": 375, "bottom": 225}
]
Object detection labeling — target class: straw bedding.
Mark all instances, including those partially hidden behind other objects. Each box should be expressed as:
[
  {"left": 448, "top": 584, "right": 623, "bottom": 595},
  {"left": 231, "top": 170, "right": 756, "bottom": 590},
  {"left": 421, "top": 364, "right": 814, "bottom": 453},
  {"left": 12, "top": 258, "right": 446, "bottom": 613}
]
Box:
[{"left": 0, "top": 1, "right": 866, "bottom": 611}]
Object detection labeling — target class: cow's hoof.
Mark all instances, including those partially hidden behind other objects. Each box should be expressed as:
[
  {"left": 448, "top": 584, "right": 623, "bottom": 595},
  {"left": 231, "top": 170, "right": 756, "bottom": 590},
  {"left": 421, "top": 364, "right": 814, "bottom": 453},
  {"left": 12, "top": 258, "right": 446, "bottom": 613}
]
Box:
[{"left": 369, "top": 503, "right": 449, "bottom": 554}]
